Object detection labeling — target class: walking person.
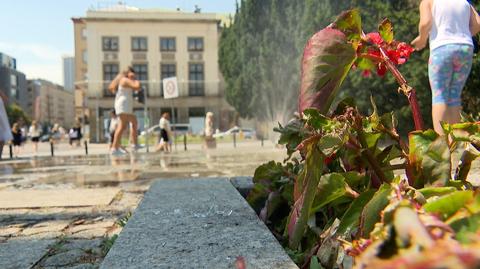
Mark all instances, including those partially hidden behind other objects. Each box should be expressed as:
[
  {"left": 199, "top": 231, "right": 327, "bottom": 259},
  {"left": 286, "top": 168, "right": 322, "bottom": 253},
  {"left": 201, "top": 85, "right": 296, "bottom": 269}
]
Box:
[
  {"left": 69, "top": 120, "right": 82, "bottom": 147},
  {"left": 411, "top": 0, "right": 480, "bottom": 134},
  {"left": 28, "top": 120, "right": 41, "bottom": 154},
  {"left": 155, "top": 112, "right": 172, "bottom": 153},
  {"left": 0, "top": 91, "right": 12, "bottom": 160},
  {"left": 108, "top": 66, "right": 141, "bottom": 155},
  {"left": 11, "top": 123, "right": 22, "bottom": 158}
]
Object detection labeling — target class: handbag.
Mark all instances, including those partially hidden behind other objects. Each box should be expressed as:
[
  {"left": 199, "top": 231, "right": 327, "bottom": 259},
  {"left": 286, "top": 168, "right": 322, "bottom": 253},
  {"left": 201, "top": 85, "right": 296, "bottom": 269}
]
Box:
[{"left": 134, "top": 87, "right": 145, "bottom": 104}]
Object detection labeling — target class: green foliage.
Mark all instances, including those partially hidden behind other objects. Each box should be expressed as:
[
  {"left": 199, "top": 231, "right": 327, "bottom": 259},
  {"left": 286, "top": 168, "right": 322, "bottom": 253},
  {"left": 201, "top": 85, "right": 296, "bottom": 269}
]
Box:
[
  {"left": 6, "top": 103, "right": 30, "bottom": 125},
  {"left": 245, "top": 6, "right": 480, "bottom": 269}
]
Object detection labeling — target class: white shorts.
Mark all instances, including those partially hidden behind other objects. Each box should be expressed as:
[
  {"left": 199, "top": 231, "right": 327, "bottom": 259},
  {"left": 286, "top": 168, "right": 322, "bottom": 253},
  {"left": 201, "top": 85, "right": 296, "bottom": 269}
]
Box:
[{"left": 114, "top": 96, "right": 133, "bottom": 115}]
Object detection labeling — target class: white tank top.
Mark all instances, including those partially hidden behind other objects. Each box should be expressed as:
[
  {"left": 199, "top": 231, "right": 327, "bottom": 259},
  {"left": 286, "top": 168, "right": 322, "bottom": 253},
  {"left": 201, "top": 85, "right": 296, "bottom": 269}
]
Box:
[
  {"left": 429, "top": 0, "right": 473, "bottom": 51},
  {"left": 116, "top": 85, "right": 133, "bottom": 101}
]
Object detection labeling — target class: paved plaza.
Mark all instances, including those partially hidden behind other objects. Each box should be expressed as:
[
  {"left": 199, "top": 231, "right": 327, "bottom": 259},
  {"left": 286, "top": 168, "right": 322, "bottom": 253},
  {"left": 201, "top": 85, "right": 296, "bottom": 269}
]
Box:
[{"left": 0, "top": 141, "right": 283, "bottom": 269}]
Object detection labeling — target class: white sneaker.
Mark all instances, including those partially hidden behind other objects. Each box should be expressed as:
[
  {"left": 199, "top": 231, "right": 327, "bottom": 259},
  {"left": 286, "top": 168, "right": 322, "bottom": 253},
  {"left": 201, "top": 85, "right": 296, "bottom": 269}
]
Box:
[
  {"left": 130, "top": 144, "right": 142, "bottom": 152},
  {"left": 111, "top": 148, "right": 125, "bottom": 156}
]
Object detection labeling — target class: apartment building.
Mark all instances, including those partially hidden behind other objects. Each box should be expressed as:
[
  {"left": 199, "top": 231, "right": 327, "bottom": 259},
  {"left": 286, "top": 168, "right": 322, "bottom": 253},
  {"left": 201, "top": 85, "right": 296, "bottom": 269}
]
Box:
[
  {"left": 0, "top": 53, "right": 28, "bottom": 110},
  {"left": 72, "top": 4, "right": 235, "bottom": 141},
  {"left": 27, "top": 79, "right": 75, "bottom": 128}
]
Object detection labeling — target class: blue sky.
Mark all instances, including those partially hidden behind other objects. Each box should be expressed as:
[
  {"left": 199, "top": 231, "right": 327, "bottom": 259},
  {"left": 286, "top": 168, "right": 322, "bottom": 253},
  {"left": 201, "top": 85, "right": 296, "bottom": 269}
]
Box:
[{"left": 0, "top": 1, "right": 236, "bottom": 85}]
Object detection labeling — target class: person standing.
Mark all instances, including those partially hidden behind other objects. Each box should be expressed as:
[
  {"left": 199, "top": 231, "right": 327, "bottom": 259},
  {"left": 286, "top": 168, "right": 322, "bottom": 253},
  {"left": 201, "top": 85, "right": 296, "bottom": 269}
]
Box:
[
  {"left": 11, "top": 123, "right": 22, "bottom": 158},
  {"left": 411, "top": 0, "right": 480, "bottom": 134},
  {"left": 28, "top": 120, "right": 41, "bottom": 154},
  {"left": 108, "top": 66, "right": 141, "bottom": 155},
  {"left": 69, "top": 120, "right": 82, "bottom": 147},
  {"left": 155, "top": 112, "right": 172, "bottom": 153},
  {"left": 0, "top": 91, "right": 12, "bottom": 160}
]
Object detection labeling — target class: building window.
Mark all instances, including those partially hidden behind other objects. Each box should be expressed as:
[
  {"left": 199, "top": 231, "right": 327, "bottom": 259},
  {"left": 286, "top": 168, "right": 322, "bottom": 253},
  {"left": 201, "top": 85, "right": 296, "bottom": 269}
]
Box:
[
  {"left": 132, "top": 37, "right": 148, "bottom": 51},
  {"left": 103, "top": 63, "right": 119, "bottom": 96},
  {"left": 189, "top": 107, "right": 205, "bottom": 117},
  {"left": 82, "top": 50, "right": 88, "bottom": 64},
  {"left": 188, "top": 37, "right": 204, "bottom": 51},
  {"left": 132, "top": 64, "right": 148, "bottom": 94},
  {"left": 188, "top": 63, "right": 204, "bottom": 96},
  {"left": 160, "top": 64, "right": 176, "bottom": 96},
  {"left": 10, "top": 74, "right": 17, "bottom": 87},
  {"left": 81, "top": 28, "right": 87, "bottom": 39},
  {"left": 102, "top": 37, "right": 119, "bottom": 51},
  {"left": 160, "top": 37, "right": 176, "bottom": 52}
]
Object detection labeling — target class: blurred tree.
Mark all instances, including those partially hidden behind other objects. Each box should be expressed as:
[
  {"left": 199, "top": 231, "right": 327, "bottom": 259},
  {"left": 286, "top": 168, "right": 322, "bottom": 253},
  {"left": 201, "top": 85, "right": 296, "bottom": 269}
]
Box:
[{"left": 6, "top": 103, "right": 31, "bottom": 126}]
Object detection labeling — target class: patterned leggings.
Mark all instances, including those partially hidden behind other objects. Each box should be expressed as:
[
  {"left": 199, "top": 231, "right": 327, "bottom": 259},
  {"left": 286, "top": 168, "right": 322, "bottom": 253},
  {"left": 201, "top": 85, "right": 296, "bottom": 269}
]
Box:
[{"left": 429, "top": 44, "right": 473, "bottom": 106}]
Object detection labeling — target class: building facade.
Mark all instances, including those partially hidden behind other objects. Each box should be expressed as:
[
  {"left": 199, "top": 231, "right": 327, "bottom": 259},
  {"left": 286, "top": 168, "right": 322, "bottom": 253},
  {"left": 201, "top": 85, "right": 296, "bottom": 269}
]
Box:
[
  {"left": 0, "top": 53, "right": 28, "bottom": 111},
  {"left": 62, "top": 56, "right": 75, "bottom": 92},
  {"left": 27, "top": 79, "right": 75, "bottom": 128},
  {"left": 72, "top": 5, "right": 235, "bottom": 142}
]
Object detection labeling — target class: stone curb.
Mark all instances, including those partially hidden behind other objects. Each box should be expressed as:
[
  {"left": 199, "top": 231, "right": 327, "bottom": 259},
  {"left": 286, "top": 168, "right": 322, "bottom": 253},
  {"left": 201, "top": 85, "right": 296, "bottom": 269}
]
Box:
[{"left": 100, "top": 178, "right": 298, "bottom": 269}]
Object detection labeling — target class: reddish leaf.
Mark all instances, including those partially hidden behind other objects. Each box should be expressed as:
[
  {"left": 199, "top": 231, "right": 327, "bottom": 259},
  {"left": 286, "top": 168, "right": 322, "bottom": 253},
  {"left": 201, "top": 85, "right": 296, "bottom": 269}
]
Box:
[
  {"left": 298, "top": 28, "right": 357, "bottom": 114},
  {"left": 366, "top": 32, "right": 384, "bottom": 45}
]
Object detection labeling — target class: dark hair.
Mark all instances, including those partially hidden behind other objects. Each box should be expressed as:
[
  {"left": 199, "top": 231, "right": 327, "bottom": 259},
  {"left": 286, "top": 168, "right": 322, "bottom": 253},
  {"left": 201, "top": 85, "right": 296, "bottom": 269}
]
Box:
[
  {"left": 127, "top": 66, "right": 135, "bottom": 74},
  {"left": 111, "top": 109, "right": 116, "bottom": 115}
]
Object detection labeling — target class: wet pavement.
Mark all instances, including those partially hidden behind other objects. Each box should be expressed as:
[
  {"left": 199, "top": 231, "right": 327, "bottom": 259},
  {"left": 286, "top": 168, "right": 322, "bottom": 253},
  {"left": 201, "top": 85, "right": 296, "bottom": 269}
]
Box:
[{"left": 0, "top": 141, "right": 283, "bottom": 269}]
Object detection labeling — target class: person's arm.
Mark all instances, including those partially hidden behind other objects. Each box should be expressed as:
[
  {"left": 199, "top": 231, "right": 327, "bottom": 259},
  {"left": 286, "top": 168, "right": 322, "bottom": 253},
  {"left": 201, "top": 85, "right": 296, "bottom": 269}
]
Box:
[
  {"left": 411, "top": 0, "right": 433, "bottom": 50},
  {"left": 108, "top": 73, "right": 124, "bottom": 93},
  {"left": 470, "top": 5, "right": 480, "bottom": 36},
  {"left": 120, "top": 77, "right": 141, "bottom": 91}
]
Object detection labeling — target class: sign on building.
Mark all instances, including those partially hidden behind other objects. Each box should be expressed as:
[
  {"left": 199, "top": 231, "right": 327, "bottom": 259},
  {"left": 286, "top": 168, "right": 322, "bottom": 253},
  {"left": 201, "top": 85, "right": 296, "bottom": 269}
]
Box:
[{"left": 162, "top": 77, "right": 179, "bottom": 99}]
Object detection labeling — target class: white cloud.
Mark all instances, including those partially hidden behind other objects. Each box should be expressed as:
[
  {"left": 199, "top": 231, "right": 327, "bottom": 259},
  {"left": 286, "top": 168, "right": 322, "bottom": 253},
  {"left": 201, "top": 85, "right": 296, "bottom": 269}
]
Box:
[{"left": 0, "top": 42, "right": 67, "bottom": 85}]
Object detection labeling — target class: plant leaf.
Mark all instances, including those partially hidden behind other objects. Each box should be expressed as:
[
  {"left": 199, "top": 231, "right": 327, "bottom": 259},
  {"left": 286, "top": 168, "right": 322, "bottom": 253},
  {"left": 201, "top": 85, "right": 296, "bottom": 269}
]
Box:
[
  {"left": 359, "top": 184, "right": 392, "bottom": 238},
  {"left": 378, "top": 18, "right": 394, "bottom": 44},
  {"left": 288, "top": 145, "right": 325, "bottom": 249},
  {"left": 298, "top": 27, "right": 357, "bottom": 114},
  {"left": 424, "top": 191, "right": 474, "bottom": 220},
  {"left": 332, "top": 9, "right": 362, "bottom": 42},
  {"left": 311, "top": 173, "right": 354, "bottom": 212},
  {"left": 338, "top": 190, "right": 375, "bottom": 235}
]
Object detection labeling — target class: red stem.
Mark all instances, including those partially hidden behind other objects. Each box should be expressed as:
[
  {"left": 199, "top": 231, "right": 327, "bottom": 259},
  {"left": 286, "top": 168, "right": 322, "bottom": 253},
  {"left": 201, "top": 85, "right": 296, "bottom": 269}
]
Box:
[{"left": 378, "top": 46, "right": 424, "bottom": 130}]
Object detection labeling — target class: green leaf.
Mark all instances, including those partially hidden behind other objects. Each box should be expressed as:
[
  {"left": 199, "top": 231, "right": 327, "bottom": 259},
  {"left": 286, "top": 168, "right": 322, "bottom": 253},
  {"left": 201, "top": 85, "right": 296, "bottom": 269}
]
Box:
[
  {"left": 311, "top": 173, "right": 354, "bottom": 212},
  {"left": 359, "top": 184, "right": 392, "bottom": 237},
  {"left": 338, "top": 190, "right": 376, "bottom": 234},
  {"left": 378, "top": 18, "right": 394, "bottom": 44},
  {"left": 309, "top": 256, "right": 324, "bottom": 269},
  {"left": 318, "top": 135, "right": 345, "bottom": 156},
  {"left": 333, "top": 9, "right": 362, "bottom": 42},
  {"left": 253, "top": 161, "right": 284, "bottom": 183},
  {"left": 288, "top": 146, "right": 325, "bottom": 249},
  {"left": 450, "top": 213, "right": 480, "bottom": 244},
  {"left": 303, "top": 109, "right": 330, "bottom": 130},
  {"left": 417, "top": 187, "right": 457, "bottom": 199},
  {"left": 424, "top": 191, "right": 474, "bottom": 220},
  {"left": 356, "top": 57, "right": 376, "bottom": 71},
  {"left": 408, "top": 130, "right": 451, "bottom": 187}
]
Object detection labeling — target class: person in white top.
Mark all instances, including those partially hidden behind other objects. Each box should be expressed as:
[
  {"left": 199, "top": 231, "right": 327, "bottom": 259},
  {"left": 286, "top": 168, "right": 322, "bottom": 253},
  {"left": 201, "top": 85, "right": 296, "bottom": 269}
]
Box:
[
  {"left": 0, "top": 91, "right": 12, "bottom": 160},
  {"left": 155, "top": 112, "right": 172, "bottom": 153},
  {"left": 28, "top": 120, "right": 41, "bottom": 154},
  {"left": 411, "top": 0, "right": 480, "bottom": 134},
  {"left": 108, "top": 66, "right": 141, "bottom": 155}
]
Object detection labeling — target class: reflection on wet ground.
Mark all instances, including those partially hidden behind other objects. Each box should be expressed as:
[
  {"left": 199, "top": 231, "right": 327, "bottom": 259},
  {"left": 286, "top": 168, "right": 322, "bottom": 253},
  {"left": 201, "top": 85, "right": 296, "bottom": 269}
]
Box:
[{"left": 0, "top": 145, "right": 284, "bottom": 190}]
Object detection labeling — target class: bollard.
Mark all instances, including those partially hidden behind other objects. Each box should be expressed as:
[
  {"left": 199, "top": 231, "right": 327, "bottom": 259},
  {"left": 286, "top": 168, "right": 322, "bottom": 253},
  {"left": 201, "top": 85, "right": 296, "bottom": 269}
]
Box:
[
  {"left": 84, "top": 140, "right": 88, "bottom": 155},
  {"left": 183, "top": 134, "right": 187, "bottom": 151},
  {"left": 50, "top": 140, "right": 54, "bottom": 157},
  {"left": 233, "top": 133, "right": 237, "bottom": 148},
  {"left": 9, "top": 144, "right": 13, "bottom": 159},
  {"left": 261, "top": 137, "right": 264, "bottom": 147}
]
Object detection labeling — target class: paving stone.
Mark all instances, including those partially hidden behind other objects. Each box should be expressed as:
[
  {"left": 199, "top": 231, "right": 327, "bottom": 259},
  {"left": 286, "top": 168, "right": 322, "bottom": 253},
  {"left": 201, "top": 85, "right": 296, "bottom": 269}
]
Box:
[
  {"left": 0, "top": 226, "right": 22, "bottom": 237},
  {"left": 101, "top": 178, "right": 298, "bottom": 269},
  {"left": 29, "top": 231, "right": 64, "bottom": 240},
  {"left": 0, "top": 239, "right": 54, "bottom": 269},
  {"left": 43, "top": 248, "right": 86, "bottom": 267},
  {"left": 22, "top": 220, "right": 70, "bottom": 236},
  {"left": 65, "top": 264, "right": 97, "bottom": 269},
  {"left": 69, "top": 221, "right": 115, "bottom": 234},
  {"left": 70, "top": 228, "right": 108, "bottom": 239},
  {"left": 65, "top": 239, "right": 103, "bottom": 251}
]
